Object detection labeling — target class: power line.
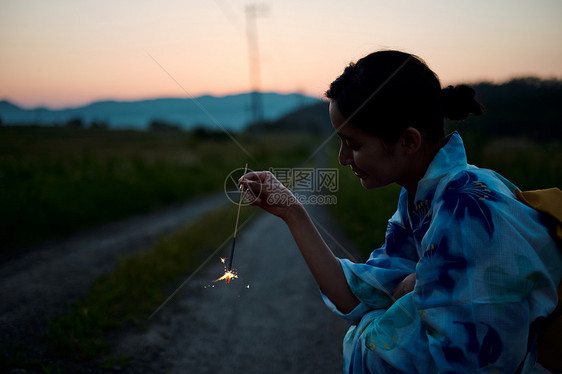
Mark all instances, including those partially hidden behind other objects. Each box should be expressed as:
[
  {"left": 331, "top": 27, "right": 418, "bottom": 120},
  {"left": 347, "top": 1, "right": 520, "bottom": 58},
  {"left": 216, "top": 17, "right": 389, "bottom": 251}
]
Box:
[{"left": 245, "top": 3, "right": 268, "bottom": 125}]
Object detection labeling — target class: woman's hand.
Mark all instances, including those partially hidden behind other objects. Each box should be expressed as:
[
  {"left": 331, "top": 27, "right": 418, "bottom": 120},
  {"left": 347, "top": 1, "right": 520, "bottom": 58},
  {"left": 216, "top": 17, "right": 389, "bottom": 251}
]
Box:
[
  {"left": 239, "top": 171, "right": 300, "bottom": 221},
  {"left": 393, "top": 272, "right": 416, "bottom": 301}
]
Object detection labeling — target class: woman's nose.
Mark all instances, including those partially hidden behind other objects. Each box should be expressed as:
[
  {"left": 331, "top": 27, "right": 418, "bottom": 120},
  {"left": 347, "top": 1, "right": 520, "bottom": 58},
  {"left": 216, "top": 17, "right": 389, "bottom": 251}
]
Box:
[{"left": 339, "top": 145, "right": 352, "bottom": 166}]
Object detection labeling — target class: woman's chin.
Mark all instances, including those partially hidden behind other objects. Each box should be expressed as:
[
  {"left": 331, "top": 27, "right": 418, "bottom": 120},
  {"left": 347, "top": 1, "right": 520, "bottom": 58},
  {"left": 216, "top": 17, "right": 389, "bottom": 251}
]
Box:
[
  {"left": 359, "top": 176, "right": 375, "bottom": 189},
  {"left": 359, "top": 176, "right": 387, "bottom": 190}
]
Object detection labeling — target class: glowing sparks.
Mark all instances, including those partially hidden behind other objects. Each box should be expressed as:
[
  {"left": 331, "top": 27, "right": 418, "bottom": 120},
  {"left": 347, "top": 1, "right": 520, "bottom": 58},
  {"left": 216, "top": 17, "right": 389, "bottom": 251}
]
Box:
[
  {"left": 215, "top": 270, "right": 238, "bottom": 284},
  {"left": 214, "top": 257, "right": 237, "bottom": 284}
]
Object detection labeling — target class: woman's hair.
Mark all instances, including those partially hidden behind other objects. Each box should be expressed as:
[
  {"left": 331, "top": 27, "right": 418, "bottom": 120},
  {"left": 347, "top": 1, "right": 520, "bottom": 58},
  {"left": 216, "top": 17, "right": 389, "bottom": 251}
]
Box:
[{"left": 325, "top": 50, "right": 483, "bottom": 143}]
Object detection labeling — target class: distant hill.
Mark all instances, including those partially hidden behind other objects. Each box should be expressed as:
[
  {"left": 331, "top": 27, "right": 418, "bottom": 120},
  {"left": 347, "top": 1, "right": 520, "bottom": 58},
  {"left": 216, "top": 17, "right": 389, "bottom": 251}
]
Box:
[
  {"left": 0, "top": 92, "right": 320, "bottom": 131},
  {"left": 246, "top": 101, "right": 331, "bottom": 134},
  {"left": 0, "top": 100, "right": 22, "bottom": 113}
]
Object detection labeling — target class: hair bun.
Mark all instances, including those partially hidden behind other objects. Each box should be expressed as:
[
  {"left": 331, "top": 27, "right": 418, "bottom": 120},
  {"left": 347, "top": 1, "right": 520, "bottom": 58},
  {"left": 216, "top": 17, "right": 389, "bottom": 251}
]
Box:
[{"left": 440, "top": 85, "right": 484, "bottom": 120}]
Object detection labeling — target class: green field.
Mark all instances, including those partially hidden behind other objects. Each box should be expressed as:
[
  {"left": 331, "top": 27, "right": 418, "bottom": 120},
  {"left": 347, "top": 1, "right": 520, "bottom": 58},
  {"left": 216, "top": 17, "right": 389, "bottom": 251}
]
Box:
[{"left": 0, "top": 126, "right": 313, "bottom": 251}]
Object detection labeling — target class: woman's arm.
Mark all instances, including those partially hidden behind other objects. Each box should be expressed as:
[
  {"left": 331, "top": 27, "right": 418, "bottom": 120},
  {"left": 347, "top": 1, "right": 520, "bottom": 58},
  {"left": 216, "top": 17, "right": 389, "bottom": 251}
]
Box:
[
  {"left": 392, "top": 272, "right": 416, "bottom": 300},
  {"left": 240, "top": 171, "right": 359, "bottom": 313},
  {"left": 284, "top": 203, "right": 360, "bottom": 313}
]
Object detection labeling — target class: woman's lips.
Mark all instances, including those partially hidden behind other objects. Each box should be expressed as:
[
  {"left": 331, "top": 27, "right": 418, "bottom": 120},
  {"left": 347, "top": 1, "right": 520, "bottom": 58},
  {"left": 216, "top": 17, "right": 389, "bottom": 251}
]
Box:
[{"left": 352, "top": 168, "right": 366, "bottom": 178}]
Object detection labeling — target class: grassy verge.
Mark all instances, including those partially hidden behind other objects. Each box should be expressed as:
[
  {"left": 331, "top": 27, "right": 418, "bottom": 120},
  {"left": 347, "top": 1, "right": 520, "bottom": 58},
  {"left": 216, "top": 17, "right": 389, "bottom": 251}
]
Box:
[
  {"left": 469, "top": 137, "right": 562, "bottom": 190},
  {"left": 45, "top": 204, "right": 254, "bottom": 369},
  {"left": 0, "top": 126, "right": 316, "bottom": 251}
]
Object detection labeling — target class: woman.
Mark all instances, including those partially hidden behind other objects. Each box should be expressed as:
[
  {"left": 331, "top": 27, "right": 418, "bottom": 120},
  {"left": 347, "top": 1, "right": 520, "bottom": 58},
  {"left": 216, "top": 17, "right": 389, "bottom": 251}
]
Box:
[{"left": 239, "top": 50, "right": 562, "bottom": 373}]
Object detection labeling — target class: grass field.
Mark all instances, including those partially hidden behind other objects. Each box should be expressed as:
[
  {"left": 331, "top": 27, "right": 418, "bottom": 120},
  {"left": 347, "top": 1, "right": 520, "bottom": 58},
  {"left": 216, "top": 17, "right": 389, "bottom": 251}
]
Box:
[{"left": 0, "top": 126, "right": 313, "bottom": 251}]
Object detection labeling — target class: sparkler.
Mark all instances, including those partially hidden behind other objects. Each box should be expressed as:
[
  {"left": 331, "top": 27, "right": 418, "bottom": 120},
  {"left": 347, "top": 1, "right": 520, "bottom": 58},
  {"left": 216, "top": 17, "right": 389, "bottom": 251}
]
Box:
[{"left": 215, "top": 163, "right": 248, "bottom": 284}]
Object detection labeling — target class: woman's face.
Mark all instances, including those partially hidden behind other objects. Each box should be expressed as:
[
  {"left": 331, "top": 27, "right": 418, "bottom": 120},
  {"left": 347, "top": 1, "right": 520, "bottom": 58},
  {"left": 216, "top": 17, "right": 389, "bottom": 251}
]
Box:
[{"left": 329, "top": 102, "right": 407, "bottom": 190}]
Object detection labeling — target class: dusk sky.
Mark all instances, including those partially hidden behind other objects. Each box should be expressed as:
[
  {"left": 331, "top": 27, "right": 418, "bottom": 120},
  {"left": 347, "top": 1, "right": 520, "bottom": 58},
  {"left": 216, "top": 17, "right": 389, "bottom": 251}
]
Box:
[{"left": 1, "top": 0, "right": 561, "bottom": 109}]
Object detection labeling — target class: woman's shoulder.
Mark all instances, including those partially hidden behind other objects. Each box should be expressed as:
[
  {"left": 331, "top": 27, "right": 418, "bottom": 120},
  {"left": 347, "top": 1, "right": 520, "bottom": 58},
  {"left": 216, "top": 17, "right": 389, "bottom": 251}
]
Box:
[
  {"left": 429, "top": 166, "right": 527, "bottom": 235},
  {"left": 434, "top": 164, "right": 517, "bottom": 203},
  {"left": 431, "top": 166, "right": 559, "bottom": 243}
]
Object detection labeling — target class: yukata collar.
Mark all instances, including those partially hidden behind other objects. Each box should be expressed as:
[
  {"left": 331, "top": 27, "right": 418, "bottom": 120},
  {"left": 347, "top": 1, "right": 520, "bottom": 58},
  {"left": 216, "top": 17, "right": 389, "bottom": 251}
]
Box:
[{"left": 413, "top": 131, "right": 468, "bottom": 203}]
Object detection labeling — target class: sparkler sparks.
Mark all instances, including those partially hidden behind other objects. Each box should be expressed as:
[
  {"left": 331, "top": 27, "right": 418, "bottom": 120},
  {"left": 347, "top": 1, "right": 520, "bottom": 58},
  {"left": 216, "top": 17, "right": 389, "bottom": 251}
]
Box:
[
  {"left": 214, "top": 270, "right": 238, "bottom": 284},
  {"left": 216, "top": 163, "right": 247, "bottom": 284}
]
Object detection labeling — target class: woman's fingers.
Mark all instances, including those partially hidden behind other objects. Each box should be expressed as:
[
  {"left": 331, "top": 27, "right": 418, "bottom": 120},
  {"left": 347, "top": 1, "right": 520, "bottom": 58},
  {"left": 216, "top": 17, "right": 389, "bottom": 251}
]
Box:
[
  {"left": 239, "top": 171, "right": 273, "bottom": 195},
  {"left": 237, "top": 171, "right": 297, "bottom": 215},
  {"left": 239, "top": 170, "right": 269, "bottom": 184},
  {"left": 240, "top": 179, "right": 262, "bottom": 204}
]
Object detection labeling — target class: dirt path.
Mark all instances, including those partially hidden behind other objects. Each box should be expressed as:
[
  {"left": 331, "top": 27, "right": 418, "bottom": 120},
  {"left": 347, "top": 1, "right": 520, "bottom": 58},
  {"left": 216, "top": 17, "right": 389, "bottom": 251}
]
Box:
[
  {"left": 115, "top": 203, "right": 359, "bottom": 374},
  {"left": 0, "top": 194, "right": 228, "bottom": 356}
]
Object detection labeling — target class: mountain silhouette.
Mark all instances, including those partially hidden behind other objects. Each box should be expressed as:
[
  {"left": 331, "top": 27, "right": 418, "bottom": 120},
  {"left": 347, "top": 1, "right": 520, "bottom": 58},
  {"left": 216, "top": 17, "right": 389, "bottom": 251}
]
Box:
[
  {"left": 0, "top": 93, "right": 319, "bottom": 130},
  {"left": 246, "top": 101, "right": 331, "bottom": 134}
]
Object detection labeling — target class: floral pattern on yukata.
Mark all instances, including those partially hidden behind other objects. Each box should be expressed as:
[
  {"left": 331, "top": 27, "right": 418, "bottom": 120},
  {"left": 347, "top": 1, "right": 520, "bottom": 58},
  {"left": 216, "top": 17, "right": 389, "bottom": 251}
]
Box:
[{"left": 440, "top": 171, "right": 499, "bottom": 239}]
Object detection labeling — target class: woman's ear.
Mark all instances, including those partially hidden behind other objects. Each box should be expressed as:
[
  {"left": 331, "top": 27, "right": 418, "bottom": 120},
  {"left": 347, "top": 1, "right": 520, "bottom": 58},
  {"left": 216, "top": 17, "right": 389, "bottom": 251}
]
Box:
[{"left": 399, "top": 127, "right": 422, "bottom": 155}]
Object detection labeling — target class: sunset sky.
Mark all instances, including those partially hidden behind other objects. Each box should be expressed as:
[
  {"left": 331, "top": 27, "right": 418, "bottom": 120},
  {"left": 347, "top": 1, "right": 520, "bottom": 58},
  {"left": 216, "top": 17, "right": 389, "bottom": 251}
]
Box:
[{"left": 1, "top": 0, "right": 561, "bottom": 109}]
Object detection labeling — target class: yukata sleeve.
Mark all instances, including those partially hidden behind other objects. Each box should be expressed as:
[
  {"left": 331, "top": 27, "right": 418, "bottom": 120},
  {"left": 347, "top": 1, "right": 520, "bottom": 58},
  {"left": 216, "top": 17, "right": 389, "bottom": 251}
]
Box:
[
  {"left": 410, "top": 171, "right": 562, "bottom": 373},
  {"left": 323, "top": 204, "right": 419, "bottom": 325}
]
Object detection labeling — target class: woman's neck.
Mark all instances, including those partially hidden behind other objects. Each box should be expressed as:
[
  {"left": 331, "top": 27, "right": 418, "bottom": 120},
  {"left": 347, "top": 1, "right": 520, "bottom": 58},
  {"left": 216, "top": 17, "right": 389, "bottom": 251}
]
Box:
[{"left": 401, "top": 141, "right": 441, "bottom": 198}]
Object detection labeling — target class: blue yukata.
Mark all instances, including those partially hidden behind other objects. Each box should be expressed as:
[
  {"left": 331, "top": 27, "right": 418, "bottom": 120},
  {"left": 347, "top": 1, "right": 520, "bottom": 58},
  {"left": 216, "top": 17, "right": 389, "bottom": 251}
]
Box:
[{"left": 323, "top": 132, "right": 562, "bottom": 373}]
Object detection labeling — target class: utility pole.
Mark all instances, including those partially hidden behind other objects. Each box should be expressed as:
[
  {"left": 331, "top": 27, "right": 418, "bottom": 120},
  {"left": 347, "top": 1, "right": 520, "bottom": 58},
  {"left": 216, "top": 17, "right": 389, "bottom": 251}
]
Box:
[{"left": 245, "top": 4, "right": 266, "bottom": 125}]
